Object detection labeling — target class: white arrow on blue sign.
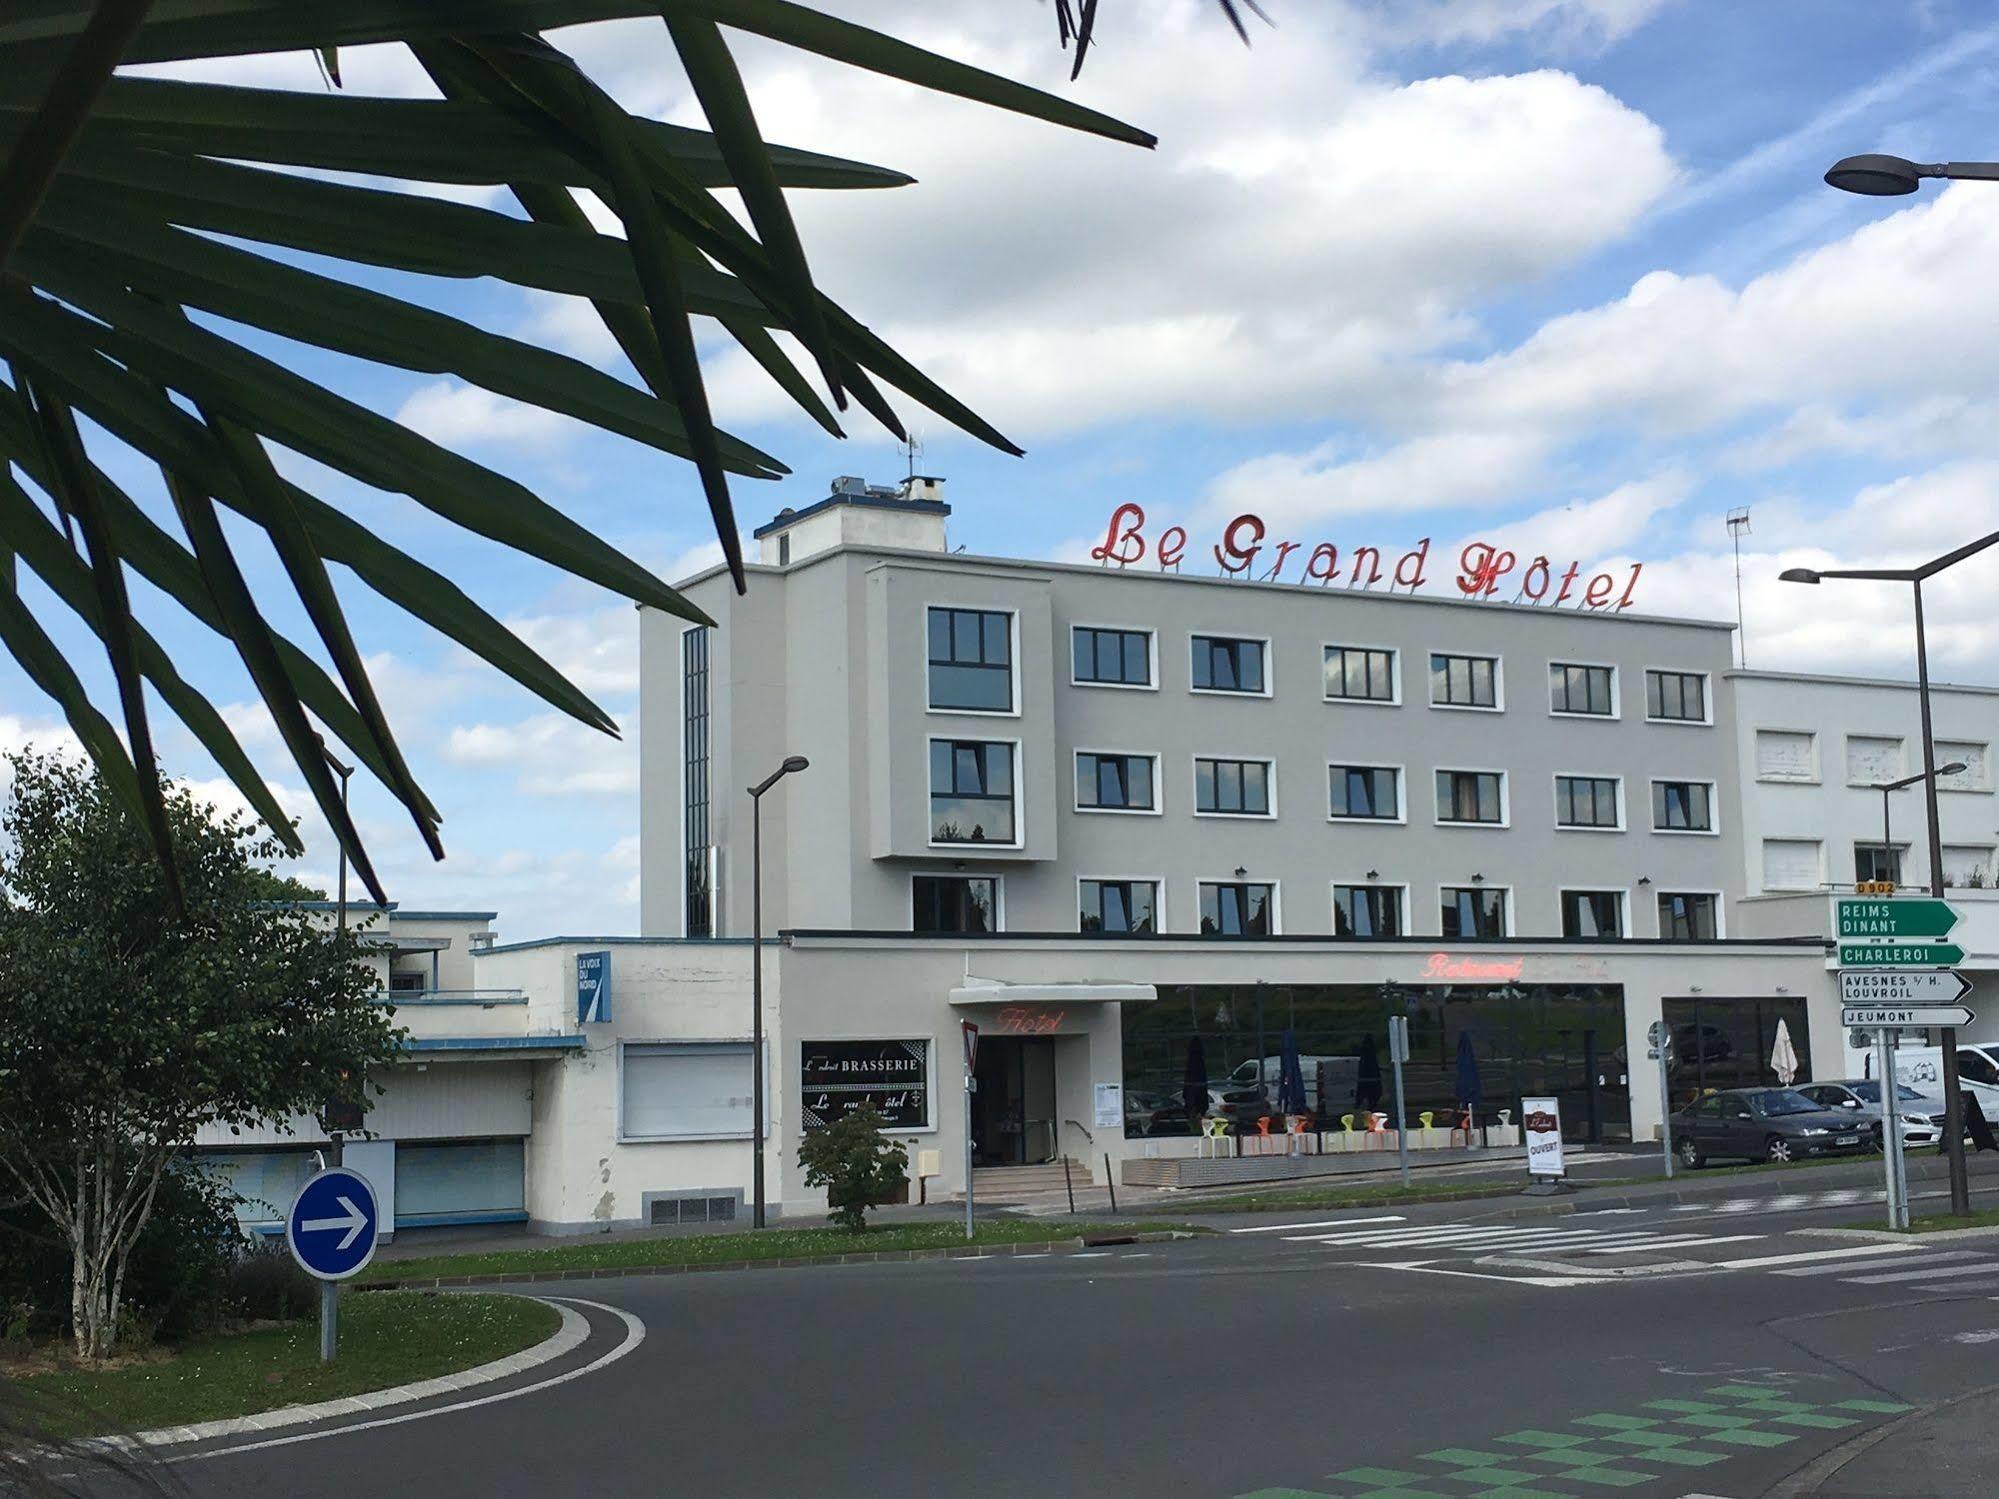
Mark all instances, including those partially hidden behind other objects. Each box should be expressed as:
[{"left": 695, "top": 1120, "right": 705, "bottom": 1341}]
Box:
[{"left": 287, "top": 1166, "right": 381, "bottom": 1281}]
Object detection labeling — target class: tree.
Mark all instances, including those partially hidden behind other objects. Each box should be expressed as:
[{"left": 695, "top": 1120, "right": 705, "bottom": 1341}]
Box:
[
  {"left": 798, "top": 1106, "right": 909, "bottom": 1231},
  {"left": 0, "top": 2, "right": 1251, "bottom": 901},
  {"left": 0, "top": 751, "right": 399, "bottom": 1358},
  {"left": 239, "top": 866, "right": 329, "bottom": 903}
]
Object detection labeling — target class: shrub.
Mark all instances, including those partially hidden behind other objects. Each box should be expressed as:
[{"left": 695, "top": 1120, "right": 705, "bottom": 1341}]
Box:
[
  {"left": 224, "top": 1240, "right": 318, "bottom": 1324},
  {"left": 797, "top": 1106, "right": 909, "bottom": 1231}
]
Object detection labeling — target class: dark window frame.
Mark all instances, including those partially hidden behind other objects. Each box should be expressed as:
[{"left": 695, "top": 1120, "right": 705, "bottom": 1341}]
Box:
[
  {"left": 1329, "top": 764, "right": 1401, "bottom": 821},
  {"left": 682, "top": 625, "right": 713, "bottom": 937},
  {"left": 1436, "top": 769, "right": 1505, "bottom": 825},
  {"left": 928, "top": 739, "right": 1018, "bottom": 845},
  {"left": 1076, "top": 751, "right": 1157, "bottom": 812},
  {"left": 1555, "top": 774, "right": 1622, "bottom": 829},
  {"left": 1333, "top": 883, "right": 1404, "bottom": 938},
  {"left": 926, "top": 606, "right": 1015, "bottom": 713},
  {"left": 1651, "top": 779, "right": 1715, "bottom": 833},
  {"left": 1071, "top": 626, "right": 1154, "bottom": 688},
  {"left": 1195, "top": 756, "right": 1274, "bottom": 816},
  {"left": 1429, "top": 652, "right": 1500, "bottom": 709},
  {"left": 1198, "top": 881, "right": 1275, "bottom": 937},
  {"left": 1657, "top": 891, "right": 1719, "bottom": 940},
  {"left": 1323, "top": 645, "right": 1397, "bottom": 703},
  {"left": 1079, "top": 878, "right": 1159, "bottom": 934},
  {"left": 1549, "top": 662, "right": 1616, "bottom": 717},
  {"left": 1645, "top": 669, "right": 1709, "bottom": 723},
  {"left": 912, "top": 874, "right": 1000, "bottom": 933},
  {"left": 1854, "top": 843, "right": 1906, "bottom": 886},
  {"left": 1440, "top": 885, "right": 1508, "bottom": 938},
  {"left": 1560, "top": 889, "right": 1625, "bottom": 939},
  {"left": 1190, "top": 635, "right": 1268, "bottom": 695}
]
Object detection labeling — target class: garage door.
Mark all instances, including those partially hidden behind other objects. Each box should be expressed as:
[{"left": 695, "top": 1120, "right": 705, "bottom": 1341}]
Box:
[{"left": 393, "top": 1139, "right": 526, "bottom": 1227}]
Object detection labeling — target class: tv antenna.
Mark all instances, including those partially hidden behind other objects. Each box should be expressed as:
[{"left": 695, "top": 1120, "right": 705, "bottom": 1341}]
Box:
[
  {"left": 902, "top": 431, "right": 924, "bottom": 482},
  {"left": 1726, "top": 507, "right": 1751, "bottom": 666}
]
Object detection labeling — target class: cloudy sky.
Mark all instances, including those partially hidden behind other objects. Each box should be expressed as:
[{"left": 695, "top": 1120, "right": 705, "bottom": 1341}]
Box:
[{"left": 10, "top": 0, "right": 1999, "bottom": 937}]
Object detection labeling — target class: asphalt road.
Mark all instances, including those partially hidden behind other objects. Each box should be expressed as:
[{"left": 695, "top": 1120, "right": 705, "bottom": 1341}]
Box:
[{"left": 143, "top": 1181, "right": 1999, "bottom": 1499}]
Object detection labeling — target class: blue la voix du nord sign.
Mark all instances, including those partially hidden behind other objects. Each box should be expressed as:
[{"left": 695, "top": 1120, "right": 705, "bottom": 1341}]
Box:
[
  {"left": 286, "top": 1166, "right": 381, "bottom": 1281},
  {"left": 577, "top": 949, "right": 612, "bottom": 1024}
]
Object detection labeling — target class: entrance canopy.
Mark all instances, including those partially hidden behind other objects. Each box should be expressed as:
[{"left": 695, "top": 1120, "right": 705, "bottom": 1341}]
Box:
[{"left": 949, "top": 976, "right": 1156, "bottom": 1006}]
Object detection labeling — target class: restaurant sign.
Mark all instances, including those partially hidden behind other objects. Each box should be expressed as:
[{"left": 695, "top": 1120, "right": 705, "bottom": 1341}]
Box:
[
  {"left": 1523, "top": 1096, "right": 1566, "bottom": 1178},
  {"left": 1091, "top": 503, "right": 1642, "bottom": 611},
  {"left": 800, "top": 1040, "right": 929, "bottom": 1131}
]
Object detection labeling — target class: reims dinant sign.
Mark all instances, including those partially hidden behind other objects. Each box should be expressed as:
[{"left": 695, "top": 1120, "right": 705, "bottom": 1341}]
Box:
[{"left": 1089, "top": 502, "right": 1643, "bottom": 612}]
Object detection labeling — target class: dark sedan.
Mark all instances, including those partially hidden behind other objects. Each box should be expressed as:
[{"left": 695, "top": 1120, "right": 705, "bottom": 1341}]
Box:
[{"left": 1675, "top": 1087, "right": 1871, "bottom": 1167}]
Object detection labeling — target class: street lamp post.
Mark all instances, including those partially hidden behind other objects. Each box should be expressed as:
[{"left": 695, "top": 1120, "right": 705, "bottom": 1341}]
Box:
[
  {"left": 1784, "top": 534, "right": 1999, "bottom": 1216},
  {"left": 317, "top": 740, "right": 355, "bottom": 1169},
  {"left": 747, "top": 755, "right": 809, "bottom": 1230},
  {"left": 1870, "top": 763, "right": 1967, "bottom": 885}
]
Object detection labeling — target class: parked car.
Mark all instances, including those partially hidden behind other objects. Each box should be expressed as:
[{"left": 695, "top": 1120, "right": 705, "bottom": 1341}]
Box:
[
  {"left": 1867, "top": 1046, "right": 1999, "bottom": 1117},
  {"left": 1675, "top": 1087, "right": 1870, "bottom": 1167},
  {"left": 1221, "top": 1055, "right": 1360, "bottom": 1115},
  {"left": 1793, "top": 1079, "right": 1945, "bottom": 1148}
]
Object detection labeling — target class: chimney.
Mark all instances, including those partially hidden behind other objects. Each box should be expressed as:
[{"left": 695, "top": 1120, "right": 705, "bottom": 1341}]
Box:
[{"left": 755, "top": 476, "right": 951, "bottom": 565}]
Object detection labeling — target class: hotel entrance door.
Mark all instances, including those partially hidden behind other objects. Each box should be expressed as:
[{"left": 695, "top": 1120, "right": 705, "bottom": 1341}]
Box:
[{"left": 971, "top": 1037, "right": 1057, "bottom": 1166}]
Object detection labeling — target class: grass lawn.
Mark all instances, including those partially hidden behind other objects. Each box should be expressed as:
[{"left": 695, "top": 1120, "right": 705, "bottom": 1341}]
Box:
[
  {"left": 13, "top": 1292, "right": 559, "bottom": 1438},
  {"left": 1904, "top": 1205, "right": 1999, "bottom": 1233},
  {"left": 363, "top": 1218, "right": 1191, "bottom": 1283}
]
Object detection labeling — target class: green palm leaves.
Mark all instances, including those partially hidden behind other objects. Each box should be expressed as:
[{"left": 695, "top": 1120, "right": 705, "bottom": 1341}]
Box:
[{"left": 0, "top": 1, "right": 1155, "bottom": 900}]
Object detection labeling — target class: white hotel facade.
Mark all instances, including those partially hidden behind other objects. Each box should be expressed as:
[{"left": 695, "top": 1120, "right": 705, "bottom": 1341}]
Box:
[{"left": 202, "top": 480, "right": 1999, "bottom": 1232}]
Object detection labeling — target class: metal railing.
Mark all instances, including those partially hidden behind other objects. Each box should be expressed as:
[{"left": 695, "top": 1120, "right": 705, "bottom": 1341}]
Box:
[{"left": 378, "top": 987, "right": 527, "bottom": 1006}]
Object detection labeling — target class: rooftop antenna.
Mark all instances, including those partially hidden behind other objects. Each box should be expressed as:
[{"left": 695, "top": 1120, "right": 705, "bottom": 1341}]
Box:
[
  {"left": 902, "top": 431, "right": 924, "bottom": 483},
  {"left": 1726, "top": 507, "right": 1751, "bottom": 667}
]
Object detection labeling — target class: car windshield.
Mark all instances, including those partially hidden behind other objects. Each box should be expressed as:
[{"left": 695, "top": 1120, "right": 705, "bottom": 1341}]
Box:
[
  {"left": 1747, "top": 1089, "right": 1820, "bottom": 1116},
  {"left": 1850, "top": 1082, "right": 1927, "bottom": 1105}
]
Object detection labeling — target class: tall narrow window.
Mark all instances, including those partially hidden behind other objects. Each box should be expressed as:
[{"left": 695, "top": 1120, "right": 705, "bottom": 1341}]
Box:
[
  {"left": 682, "top": 626, "right": 713, "bottom": 936},
  {"left": 927, "top": 607, "right": 1013, "bottom": 712}
]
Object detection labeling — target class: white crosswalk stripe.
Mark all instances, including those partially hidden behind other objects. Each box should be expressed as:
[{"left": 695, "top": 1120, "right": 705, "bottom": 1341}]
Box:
[
  {"left": 1673, "top": 1186, "right": 1881, "bottom": 1215},
  {"left": 1276, "top": 1221, "right": 1770, "bottom": 1257},
  {"left": 1772, "top": 1249, "right": 1984, "bottom": 1278}
]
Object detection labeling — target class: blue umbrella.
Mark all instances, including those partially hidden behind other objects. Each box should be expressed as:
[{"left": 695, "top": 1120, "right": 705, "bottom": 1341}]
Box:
[
  {"left": 1277, "top": 1027, "right": 1308, "bottom": 1115},
  {"left": 1182, "top": 1035, "right": 1209, "bottom": 1125},
  {"left": 1455, "top": 1031, "right": 1484, "bottom": 1120}
]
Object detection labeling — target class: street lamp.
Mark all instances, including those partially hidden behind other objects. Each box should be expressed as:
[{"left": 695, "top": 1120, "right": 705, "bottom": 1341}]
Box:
[
  {"left": 1783, "top": 532, "right": 1999, "bottom": 1216},
  {"left": 1824, "top": 153, "right": 1999, "bottom": 196},
  {"left": 747, "top": 754, "right": 809, "bottom": 1229},
  {"left": 1869, "top": 763, "right": 1967, "bottom": 887}
]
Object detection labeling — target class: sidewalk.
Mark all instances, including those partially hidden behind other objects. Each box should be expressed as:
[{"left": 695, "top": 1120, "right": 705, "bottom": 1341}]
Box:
[{"left": 1777, "top": 1383, "right": 1999, "bottom": 1498}]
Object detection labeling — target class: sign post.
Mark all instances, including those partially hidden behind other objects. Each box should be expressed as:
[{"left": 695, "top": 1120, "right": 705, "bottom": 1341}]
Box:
[
  {"left": 1871, "top": 1027, "right": 1909, "bottom": 1231},
  {"left": 286, "top": 1166, "right": 381, "bottom": 1364},
  {"left": 961, "top": 1021, "right": 979, "bottom": 1242},
  {"left": 1648, "top": 1020, "right": 1674, "bottom": 1180},
  {"left": 1386, "top": 1015, "right": 1411, "bottom": 1188}
]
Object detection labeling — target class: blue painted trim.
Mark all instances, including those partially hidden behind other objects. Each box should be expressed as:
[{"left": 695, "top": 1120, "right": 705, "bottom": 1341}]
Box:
[
  {"left": 475, "top": 935, "right": 754, "bottom": 954},
  {"left": 388, "top": 910, "right": 500, "bottom": 922},
  {"left": 405, "top": 1035, "right": 585, "bottom": 1052},
  {"left": 393, "top": 1210, "right": 530, "bottom": 1230}
]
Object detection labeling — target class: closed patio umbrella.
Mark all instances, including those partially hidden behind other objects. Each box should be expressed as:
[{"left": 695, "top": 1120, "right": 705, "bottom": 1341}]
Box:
[
  {"left": 1183, "top": 1035, "right": 1209, "bottom": 1126},
  {"left": 1455, "top": 1030, "right": 1484, "bottom": 1126},
  {"left": 1770, "top": 1019, "right": 1800, "bottom": 1086},
  {"left": 1356, "top": 1033, "right": 1383, "bottom": 1114},
  {"left": 1277, "top": 1027, "right": 1308, "bottom": 1115}
]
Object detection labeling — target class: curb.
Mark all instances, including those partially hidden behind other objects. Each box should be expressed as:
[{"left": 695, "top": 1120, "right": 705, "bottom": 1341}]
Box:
[
  {"left": 110, "top": 1295, "right": 588, "bottom": 1450},
  {"left": 1476, "top": 1252, "right": 1709, "bottom": 1279},
  {"left": 1765, "top": 1380, "right": 1999, "bottom": 1499},
  {"left": 1796, "top": 1222, "right": 1999, "bottom": 1245},
  {"left": 361, "top": 1229, "right": 1197, "bottom": 1291}
]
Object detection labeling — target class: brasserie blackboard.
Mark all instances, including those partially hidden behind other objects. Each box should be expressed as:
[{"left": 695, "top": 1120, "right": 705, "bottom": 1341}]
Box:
[{"left": 800, "top": 1039, "right": 929, "bottom": 1130}]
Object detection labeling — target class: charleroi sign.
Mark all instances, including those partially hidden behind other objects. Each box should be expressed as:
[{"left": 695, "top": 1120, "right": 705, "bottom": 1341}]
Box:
[{"left": 1090, "top": 503, "right": 1643, "bottom": 611}]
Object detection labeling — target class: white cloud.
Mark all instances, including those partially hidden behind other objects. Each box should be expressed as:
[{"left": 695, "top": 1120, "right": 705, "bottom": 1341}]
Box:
[
  {"left": 444, "top": 713, "right": 634, "bottom": 797},
  {"left": 394, "top": 382, "right": 578, "bottom": 451},
  {"left": 1201, "top": 430, "right": 1548, "bottom": 527}
]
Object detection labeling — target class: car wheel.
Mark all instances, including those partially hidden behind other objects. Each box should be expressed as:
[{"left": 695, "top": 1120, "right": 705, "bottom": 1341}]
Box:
[
  {"left": 1678, "top": 1137, "right": 1704, "bottom": 1169},
  {"left": 1766, "top": 1136, "right": 1794, "bottom": 1164}
]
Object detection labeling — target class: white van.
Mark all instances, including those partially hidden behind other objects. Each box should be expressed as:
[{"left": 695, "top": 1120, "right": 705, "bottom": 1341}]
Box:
[
  {"left": 1863, "top": 1045, "right": 1999, "bottom": 1116},
  {"left": 1222, "top": 1055, "right": 1360, "bottom": 1113}
]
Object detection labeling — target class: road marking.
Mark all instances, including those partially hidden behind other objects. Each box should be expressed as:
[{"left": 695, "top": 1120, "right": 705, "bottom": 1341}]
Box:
[
  {"left": 1285, "top": 1223, "right": 1603, "bottom": 1246},
  {"left": 1579, "top": 1235, "right": 1765, "bottom": 1254},
  {"left": 1071, "top": 1251, "right": 1111, "bottom": 1258},
  {"left": 1708, "top": 1243, "right": 1928, "bottom": 1271},
  {"left": 1360, "top": 1259, "right": 1600, "bottom": 1288},
  {"left": 1773, "top": 1250, "right": 1986, "bottom": 1278},
  {"left": 1842, "top": 1260, "right": 1999, "bottom": 1286},
  {"left": 169, "top": 1296, "right": 645, "bottom": 1464},
  {"left": 1229, "top": 1215, "right": 1406, "bottom": 1234}
]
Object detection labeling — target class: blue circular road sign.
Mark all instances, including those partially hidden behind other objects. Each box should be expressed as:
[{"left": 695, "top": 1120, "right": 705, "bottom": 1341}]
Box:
[{"left": 286, "top": 1166, "right": 381, "bottom": 1281}]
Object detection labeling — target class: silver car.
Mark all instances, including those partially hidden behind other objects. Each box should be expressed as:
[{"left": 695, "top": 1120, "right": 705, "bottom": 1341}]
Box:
[{"left": 1795, "top": 1079, "right": 1945, "bottom": 1147}]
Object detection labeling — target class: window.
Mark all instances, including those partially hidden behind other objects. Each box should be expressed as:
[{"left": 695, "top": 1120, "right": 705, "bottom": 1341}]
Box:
[
  {"left": 1440, "top": 886, "right": 1506, "bottom": 938},
  {"left": 1329, "top": 765, "right": 1400, "bottom": 821},
  {"left": 1334, "top": 884, "right": 1403, "bottom": 938},
  {"left": 1430, "top": 652, "right": 1499, "bottom": 708},
  {"left": 1324, "top": 646, "right": 1396, "bottom": 703},
  {"left": 1195, "top": 757, "right": 1272, "bottom": 816},
  {"left": 1076, "top": 752, "right": 1156, "bottom": 812},
  {"left": 1937, "top": 741, "right": 1990, "bottom": 791},
  {"left": 1199, "top": 881, "right": 1274, "bottom": 936},
  {"left": 1761, "top": 838, "right": 1823, "bottom": 891},
  {"left": 1080, "top": 879, "right": 1157, "bottom": 934},
  {"left": 929, "top": 740, "right": 1016, "bottom": 844},
  {"left": 1844, "top": 734, "right": 1903, "bottom": 785},
  {"left": 912, "top": 875, "right": 998, "bottom": 933},
  {"left": 1651, "top": 779, "right": 1714, "bottom": 832},
  {"left": 682, "top": 625, "right": 713, "bottom": 937},
  {"left": 1560, "top": 890, "right": 1624, "bottom": 939},
  {"left": 1191, "top": 635, "right": 1266, "bottom": 693},
  {"left": 1549, "top": 663, "right": 1614, "bottom": 716},
  {"left": 1645, "top": 669, "right": 1707, "bottom": 722},
  {"left": 1555, "top": 774, "right": 1621, "bottom": 829},
  {"left": 926, "top": 607, "right": 1013, "bottom": 712},
  {"left": 777, "top": 533, "right": 790, "bottom": 566},
  {"left": 621, "top": 1042, "right": 759, "bottom": 1140},
  {"left": 1755, "top": 730, "right": 1817, "bottom": 782},
  {"left": 395, "top": 1140, "right": 526, "bottom": 1221},
  {"left": 1436, "top": 769, "right": 1504, "bottom": 825},
  {"left": 1942, "top": 845, "right": 1995, "bottom": 888},
  {"left": 1854, "top": 844, "right": 1905, "bottom": 886},
  {"left": 1657, "top": 891, "right": 1719, "bottom": 940},
  {"left": 1072, "top": 626, "right": 1152, "bottom": 687}
]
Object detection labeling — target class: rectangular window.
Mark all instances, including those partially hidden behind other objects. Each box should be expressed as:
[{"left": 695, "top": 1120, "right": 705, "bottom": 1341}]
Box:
[
  {"left": 929, "top": 740, "right": 1017, "bottom": 844},
  {"left": 1549, "top": 663, "right": 1614, "bottom": 716},
  {"left": 621, "top": 1042, "right": 758, "bottom": 1140},
  {"left": 1761, "top": 838, "right": 1823, "bottom": 891},
  {"left": 1555, "top": 774, "right": 1620, "bottom": 829},
  {"left": 1844, "top": 734, "right": 1904, "bottom": 785},
  {"left": 682, "top": 625, "right": 713, "bottom": 937},
  {"left": 1199, "top": 882, "right": 1274, "bottom": 936},
  {"left": 1329, "top": 765, "right": 1400, "bottom": 820},
  {"left": 1076, "top": 752, "right": 1156, "bottom": 812},
  {"left": 1190, "top": 635, "right": 1266, "bottom": 693},
  {"left": 1943, "top": 845, "right": 1995, "bottom": 888},
  {"left": 912, "top": 875, "right": 998, "bottom": 933},
  {"left": 926, "top": 607, "right": 1013, "bottom": 712},
  {"left": 1430, "top": 652, "right": 1499, "bottom": 708},
  {"left": 1755, "top": 729, "right": 1817, "bottom": 781},
  {"left": 1323, "top": 645, "right": 1396, "bottom": 702},
  {"left": 1195, "top": 757, "right": 1272, "bottom": 816},
  {"left": 1072, "top": 627, "right": 1152, "bottom": 687},
  {"left": 1937, "top": 741, "right": 1990, "bottom": 790},
  {"left": 1440, "top": 886, "right": 1507, "bottom": 938},
  {"left": 1560, "top": 890, "right": 1624, "bottom": 939},
  {"left": 1854, "top": 844, "right": 1905, "bottom": 886},
  {"left": 1651, "top": 779, "right": 1714, "bottom": 832},
  {"left": 1333, "top": 884, "right": 1403, "bottom": 938},
  {"left": 1645, "top": 669, "right": 1707, "bottom": 722},
  {"left": 1436, "top": 769, "right": 1504, "bottom": 825},
  {"left": 1080, "top": 879, "right": 1158, "bottom": 934},
  {"left": 1657, "top": 891, "right": 1719, "bottom": 940}
]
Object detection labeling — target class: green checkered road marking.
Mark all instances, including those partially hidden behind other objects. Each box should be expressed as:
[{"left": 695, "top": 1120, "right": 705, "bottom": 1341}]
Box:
[{"left": 1235, "top": 1380, "right": 1917, "bottom": 1499}]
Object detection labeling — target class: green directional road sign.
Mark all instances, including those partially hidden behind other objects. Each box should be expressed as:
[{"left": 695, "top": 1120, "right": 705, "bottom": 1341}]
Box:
[
  {"left": 1838, "top": 940, "right": 1966, "bottom": 968},
  {"left": 1835, "top": 897, "right": 1961, "bottom": 939}
]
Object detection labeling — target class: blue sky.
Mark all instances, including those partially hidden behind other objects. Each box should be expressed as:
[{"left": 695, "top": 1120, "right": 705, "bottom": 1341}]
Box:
[{"left": 11, "top": 0, "right": 1999, "bottom": 936}]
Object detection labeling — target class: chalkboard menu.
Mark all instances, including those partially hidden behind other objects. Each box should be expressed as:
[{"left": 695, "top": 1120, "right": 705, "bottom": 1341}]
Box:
[{"left": 800, "top": 1040, "right": 929, "bottom": 1131}]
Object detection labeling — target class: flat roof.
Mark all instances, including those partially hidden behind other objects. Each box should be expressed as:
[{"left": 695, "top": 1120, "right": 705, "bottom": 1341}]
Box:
[
  {"left": 1727, "top": 667, "right": 1999, "bottom": 697},
  {"left": 750, "top": 493, "right": 951, "bottom": 539},
  {"left": 780, "top": 928, "right": 1826, "bottom": 950},
  {"left": 474, "top": 935, "right": 754, "bottom": 955}
]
